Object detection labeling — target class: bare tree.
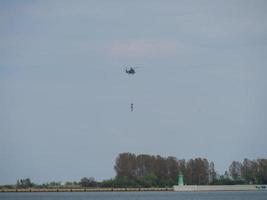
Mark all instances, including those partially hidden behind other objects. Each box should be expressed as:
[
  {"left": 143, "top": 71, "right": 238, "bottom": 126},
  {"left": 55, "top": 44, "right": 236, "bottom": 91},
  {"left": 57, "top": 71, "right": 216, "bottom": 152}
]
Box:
[{"left": 229, "top": 161, "right": 242, "bottom": 180}]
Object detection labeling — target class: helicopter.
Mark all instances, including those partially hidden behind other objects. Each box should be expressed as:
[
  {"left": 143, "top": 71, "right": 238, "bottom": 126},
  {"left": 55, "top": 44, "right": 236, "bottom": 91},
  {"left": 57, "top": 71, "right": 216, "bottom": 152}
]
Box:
[
  {"left": 124, "top": 66, "right": 138, "bottom": 112},
  {"left": 125, "top": 66, "right": 138, "bottom": 75}
]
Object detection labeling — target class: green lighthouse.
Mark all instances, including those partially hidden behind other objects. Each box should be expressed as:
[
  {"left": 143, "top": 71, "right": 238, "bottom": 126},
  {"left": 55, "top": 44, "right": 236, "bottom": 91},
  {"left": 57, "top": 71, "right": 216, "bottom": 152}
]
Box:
[{"left": 178, "top": 171, "right": 184, "bottom": 186}]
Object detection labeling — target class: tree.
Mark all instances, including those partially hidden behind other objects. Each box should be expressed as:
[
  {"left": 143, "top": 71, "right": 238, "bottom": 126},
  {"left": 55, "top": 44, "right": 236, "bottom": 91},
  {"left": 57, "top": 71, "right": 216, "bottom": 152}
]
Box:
[
  {"left": 166, "top": 156, "right": 179, "bottom": 181},
  {"left": 114, "top": 153, "right": 137, "bottom": 180},
  {"left": 185, "top": 158, "right": 209, "bottom": 185},
  {"left": 16, "top": 178, "right": 34, "bottom": 188},
  {"left": 144, "top": 172, "right": 157, "bottom": 187},
  {"left": 241, "top": 158, "right": 258, "bottom": 183},
  {"left": 229, "top": 161, "right": 242, "bottom": 180},
  {"left": 114, "top": 153, "right": 213, "bottom": 186},
  {"left": 257, "top": 159, "right": 267, "bottom": 184},
  {"left": 80, "top": 177, "right": 96, "bottom": 187},
  {"left": 209, "top": 162, "right": 217, "bottom": 183}
]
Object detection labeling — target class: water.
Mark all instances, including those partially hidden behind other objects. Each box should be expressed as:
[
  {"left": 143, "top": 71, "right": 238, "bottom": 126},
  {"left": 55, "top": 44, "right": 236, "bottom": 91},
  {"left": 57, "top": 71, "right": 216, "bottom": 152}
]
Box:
[{"left": 0, "top": 191, "right": 266, "bottom": 200}]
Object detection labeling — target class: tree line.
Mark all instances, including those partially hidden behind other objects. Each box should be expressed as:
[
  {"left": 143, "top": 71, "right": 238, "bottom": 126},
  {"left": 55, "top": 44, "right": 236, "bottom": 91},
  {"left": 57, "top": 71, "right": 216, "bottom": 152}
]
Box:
[
  {"left": 114, "top": 153, "right": 267, "bottom": 187},
  {"left": 1, "top": 153, "right": 266, "bottom": 189}
]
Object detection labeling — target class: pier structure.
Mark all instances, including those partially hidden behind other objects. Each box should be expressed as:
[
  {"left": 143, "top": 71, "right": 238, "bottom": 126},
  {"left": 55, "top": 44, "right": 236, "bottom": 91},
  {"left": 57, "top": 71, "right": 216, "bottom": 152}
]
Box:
[{"left": 173, "top": 184, "right": 267, "bottom": 191}]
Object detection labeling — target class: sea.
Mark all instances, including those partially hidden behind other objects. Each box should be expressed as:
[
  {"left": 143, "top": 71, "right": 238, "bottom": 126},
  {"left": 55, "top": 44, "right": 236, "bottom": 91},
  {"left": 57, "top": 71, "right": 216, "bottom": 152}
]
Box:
[{"left": 0, "top": 191, "right": 267, "bottom": 200}]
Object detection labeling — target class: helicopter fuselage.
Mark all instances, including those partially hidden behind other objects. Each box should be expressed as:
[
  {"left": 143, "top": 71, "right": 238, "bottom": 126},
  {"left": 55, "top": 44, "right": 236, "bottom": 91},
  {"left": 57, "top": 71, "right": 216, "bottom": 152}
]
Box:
[{"left": 125, "top": 68, "right": 135, "bottom": 74}]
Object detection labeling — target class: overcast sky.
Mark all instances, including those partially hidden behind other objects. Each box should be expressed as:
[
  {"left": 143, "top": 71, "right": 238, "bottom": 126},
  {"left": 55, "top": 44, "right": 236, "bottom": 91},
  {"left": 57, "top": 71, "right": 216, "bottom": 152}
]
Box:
[{"left": 1, "top": 0, "right": 267, "bottom": 184}]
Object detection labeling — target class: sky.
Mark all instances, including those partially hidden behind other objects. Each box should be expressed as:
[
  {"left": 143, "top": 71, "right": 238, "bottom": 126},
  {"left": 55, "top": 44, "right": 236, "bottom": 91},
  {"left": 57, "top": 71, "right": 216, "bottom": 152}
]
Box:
[{"left": 1, "top": 0, "right": 267, "bottom": 184}]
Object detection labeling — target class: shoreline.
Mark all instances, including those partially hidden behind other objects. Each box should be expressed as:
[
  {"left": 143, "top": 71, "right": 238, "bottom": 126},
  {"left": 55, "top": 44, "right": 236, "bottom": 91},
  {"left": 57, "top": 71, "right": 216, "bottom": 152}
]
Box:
[
  {"left": 1, "top": 185, "right": 267, "bottom": 193},
  {"left": 0, "top": 188, "right": 173, "bottom": 193}
]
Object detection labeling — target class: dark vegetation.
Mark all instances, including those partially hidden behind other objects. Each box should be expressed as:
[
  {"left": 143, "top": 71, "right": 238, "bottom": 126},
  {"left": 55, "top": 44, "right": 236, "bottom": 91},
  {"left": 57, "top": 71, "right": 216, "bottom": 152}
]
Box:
[
  {"left": 113, "top": 153, "right": 267, "bottom": 187},
  {"left": 1, "top": 153, "right": 267, "bottom": 189}
]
